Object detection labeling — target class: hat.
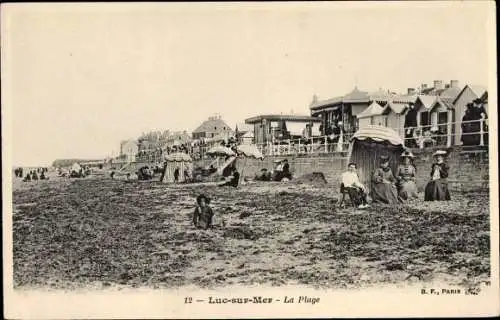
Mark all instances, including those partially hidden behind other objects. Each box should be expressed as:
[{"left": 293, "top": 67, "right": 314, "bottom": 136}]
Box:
[
  {"left": 400, "top": 150, "right": 415, "bottom": 158},
  {"left": 196, "top": 194, "right": 211, "bottom": 205},
  {"left": 380, "top": 155, "right": 390, "bottom": 162},
  {"left": 433, "top": 150, "right": 447, "bottom": 157}
]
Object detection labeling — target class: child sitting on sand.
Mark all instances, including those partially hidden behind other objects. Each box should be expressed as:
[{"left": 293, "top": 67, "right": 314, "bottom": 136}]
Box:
[{"left": 193, "top": 194, "right": 214, "bottom": 230}]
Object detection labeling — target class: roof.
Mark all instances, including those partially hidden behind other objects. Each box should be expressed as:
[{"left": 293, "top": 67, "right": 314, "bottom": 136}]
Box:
[
  {"left": 469, "top": 85, "right": 487, "bottom": 98},
  {"left": 429, "top": 97, "right": 454, "bottom": 111},
  {"left": 120, "top": 139, "right": 138, "bottom": 146},
  {"left": 342, "top": 86, "right": 370, "bottom": 103},
  {"left": 438, "top": 86, "right": 461, "bottom": 100},
  {"left": 193, "top": 117, "right": 233, "bottom": 134},
  {"left": 384, "top": 101, "right": 409, "bottom": 114},
  {"left": 310, "top": 87, "right": 397, "bottom": 111},
  {"left": 452, "top": 84, "right": 487, "bottom": 104},
  {"left": 164, "top": 152, "right": 192, "bottom": 162},
  {"left": 351, "top": 125, "right": 404, "bottom": 146},
  {"left": 369, "top": 89, "right": 397, "bottom": 102},
  {"left": 245, "top": 114, "right": 322, "bottom": 124},
  {"left": 416, "top": 95, "right": 437, "bottom": 110},
  {"left": 391, "top": 94, "right": 418, "bottom": 104},
  {"left": 481, "top": 91, "right": 488, "bottom": 101},
  {"left": 235, "top": 123, "right": 253, "bottom": 133},
  {"left": 357, "top": 101, "right": 384, "bottom": 118},
  {"left": 310, "top": 96, "right": 343, "bottom": 109}
]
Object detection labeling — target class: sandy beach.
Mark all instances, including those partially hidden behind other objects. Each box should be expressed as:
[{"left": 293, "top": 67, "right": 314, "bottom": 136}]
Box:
[{"left": 11, "top": 173, "right": 490, "bottom": 291}]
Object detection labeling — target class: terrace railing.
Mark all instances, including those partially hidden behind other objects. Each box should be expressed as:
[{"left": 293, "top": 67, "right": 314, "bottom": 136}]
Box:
[{"left": 130, "top": 119, "right": 488, "bottom": 161}]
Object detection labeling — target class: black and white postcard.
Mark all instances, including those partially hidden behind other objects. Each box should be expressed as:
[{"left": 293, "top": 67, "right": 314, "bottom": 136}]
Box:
[{"left": 2, "top": 1, "right": 499, "bottom": 318}]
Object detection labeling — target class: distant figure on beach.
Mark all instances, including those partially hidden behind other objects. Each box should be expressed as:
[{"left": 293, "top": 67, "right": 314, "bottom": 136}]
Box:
[
  {"left": 221, "top": 167, "right": 240, "bottom": 187},
  {"left": 40, "top": 171, "right": 48, "bottom": 180},
  {"left": 174, "top": 167, "right": 180, "bottom": 183},
  {"left": 184, "top": 168, "right": 191, "bottom": 182},
  {"left": 31, "top": 170, "right": 39, "bottom": 181},
  {"left": 208, "top": 164, "right": 217, "bottom": 174},
  {"left": 23, "top": 172, "right": 32, "bottom": 182},
  {"left": 15, "top": 167, "right": 23, "bottom": 178},
  {"left": 193, "top": 194, "right": 214, "bottom": 230}
]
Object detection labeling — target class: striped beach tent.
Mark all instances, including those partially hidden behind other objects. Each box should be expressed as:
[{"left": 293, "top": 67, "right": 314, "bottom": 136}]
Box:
[
  {"left": 347, "top": 125, "right": 405, "bottom": 192},
  {"left": 161, "top": 152, "right": 193, "bottom": 183}
]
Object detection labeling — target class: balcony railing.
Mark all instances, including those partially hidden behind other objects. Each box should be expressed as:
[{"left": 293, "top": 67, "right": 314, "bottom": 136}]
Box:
[{"left": 128, "top": 119, "right": 488, "bottom": 161}]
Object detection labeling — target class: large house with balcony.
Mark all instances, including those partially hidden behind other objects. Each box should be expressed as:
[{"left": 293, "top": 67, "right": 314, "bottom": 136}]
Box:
[{"left": 244, "top": 114, "right": 322, "bottom": 145}]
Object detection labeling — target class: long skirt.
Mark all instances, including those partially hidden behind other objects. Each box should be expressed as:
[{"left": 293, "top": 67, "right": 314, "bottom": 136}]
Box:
[
  {"left": 424, "top": 179, "right": 451, "bottom": 201},
  {"left": 371, "top": 183, "right": 402, "bottom": 204},
  {"left": 399, "top": 180, "right": 419, "bottom": 200}
]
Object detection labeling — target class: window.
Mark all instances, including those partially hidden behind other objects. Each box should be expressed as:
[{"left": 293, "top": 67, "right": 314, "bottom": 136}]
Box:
[
  {"left": 420, "top": 111, "right": 430, "bottom": 126},
  {"left": 438, "top": 111, "right": 448, "bottom": 124}
]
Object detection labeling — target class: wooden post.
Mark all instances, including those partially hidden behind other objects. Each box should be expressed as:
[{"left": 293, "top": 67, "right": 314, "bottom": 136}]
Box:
[
  {"left": 324, "top": 135, "right": 327, "bottom": 153},
  {"left": 480, "top": 118, "right": 484, "bottom": 146},
  {"left": 446, "top": 110, "right": 452, "bottom": 147}
]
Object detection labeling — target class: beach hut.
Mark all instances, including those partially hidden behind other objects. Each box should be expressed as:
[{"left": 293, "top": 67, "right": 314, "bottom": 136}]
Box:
[
  {"left": 71, "top": 162, "right": 82, "bottom": 173},
  {"left": 347, "top": 125, "right": 405, "bottom": 192},
  {"left": 161, "top": 152, "right": 193, "bottom": 183}
]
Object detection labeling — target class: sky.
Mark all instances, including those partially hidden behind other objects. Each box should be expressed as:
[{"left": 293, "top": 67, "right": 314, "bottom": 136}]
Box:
[{"left": 2, "top": 2, "right": 495, "bottom": 166}]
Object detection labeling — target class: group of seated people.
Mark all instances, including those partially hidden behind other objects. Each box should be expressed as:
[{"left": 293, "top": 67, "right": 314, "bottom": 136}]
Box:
[
  {"left": 341, "top": 150, "right": 451, "bottom": 208},
  {"left": 255, "top": 159, "right": 292, "bottom": 182}
]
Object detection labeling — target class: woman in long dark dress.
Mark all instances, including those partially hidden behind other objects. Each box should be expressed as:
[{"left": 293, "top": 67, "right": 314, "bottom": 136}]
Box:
[
  {"left": 424, "top": 150, "right": 451, "bottom": 201},
  {"left": 396, "top": 151, "right": 419, "bottom": 200},
  {"left": 371, "top": 156, "right": 402, "bottom": 204}
]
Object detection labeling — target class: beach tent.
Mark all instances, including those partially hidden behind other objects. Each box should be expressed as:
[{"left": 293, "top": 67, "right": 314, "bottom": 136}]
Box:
[
  {"left": 347, "top": 125, "right": 405, "bottom": 193},
  {"left": 71, "top": 163, "right": 82, "bottom": 173},
  {"left": 235, "top": 144, "right": 265, "bottom": 184},
  {"left": 161, "top": 152, "right": 193, "bottom": 183}
]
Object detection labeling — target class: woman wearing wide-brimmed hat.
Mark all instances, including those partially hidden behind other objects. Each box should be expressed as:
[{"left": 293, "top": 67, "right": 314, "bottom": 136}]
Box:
[
  {"left": 396, "top": 150, "right": 418, "bottom": 200},
  {"left": 371, "top": 155, "right": 402, "bottom": 204},
  {"left": 424, "top": 150, "right": 451, "bottom": 201}
]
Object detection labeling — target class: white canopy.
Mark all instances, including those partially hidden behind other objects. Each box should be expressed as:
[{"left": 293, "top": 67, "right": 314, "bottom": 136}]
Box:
[
  {"left": 71, "top": 163, "right": 81, "bottom": 172},
  {"left": 351, "top": 125, "right": 403, "bottom": 146}
]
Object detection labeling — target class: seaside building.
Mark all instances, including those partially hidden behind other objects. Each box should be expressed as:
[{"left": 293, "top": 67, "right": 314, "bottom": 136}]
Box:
[
  {"left": 119, "top": 139, "right": 138, "bottom": 162},
  {"left": 192, "top": 115, "right": 233, "bottom": 140},
  {"left": 244, "top": 114, "right": 322, "bottom": 145}
]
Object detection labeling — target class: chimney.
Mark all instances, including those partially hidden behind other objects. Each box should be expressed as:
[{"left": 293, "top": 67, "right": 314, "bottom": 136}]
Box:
[
  {"left": 433, "top": 80, "right": 444, "bottom": 90},
  {"left": 450, "top": 80, "right": 459, "bottom": 88},
  {"left": 407, "top": 88, "right": 416, "bottom": 95}
]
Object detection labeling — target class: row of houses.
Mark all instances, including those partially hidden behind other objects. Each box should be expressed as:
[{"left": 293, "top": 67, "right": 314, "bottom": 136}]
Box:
[
  {"left": 118, "top": 79, "right": 488, "bottom": 161},
  {"left": 118, "top": 115, "right": 255, "bottom": 162},
  {"left": 246, "top": 80, "right": 488, "bottom": 152}
]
